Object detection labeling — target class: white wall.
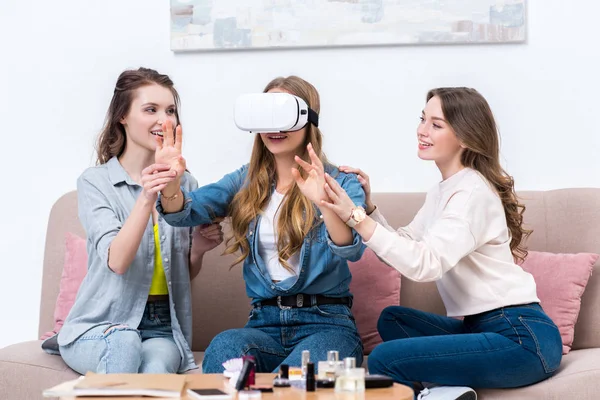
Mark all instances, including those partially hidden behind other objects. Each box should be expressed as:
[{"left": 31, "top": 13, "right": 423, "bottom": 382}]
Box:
[{"left": 0, "top": 0, "right": 598, "bottom": 349}]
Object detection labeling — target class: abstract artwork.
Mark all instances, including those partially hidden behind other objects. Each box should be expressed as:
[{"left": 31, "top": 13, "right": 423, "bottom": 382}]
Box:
[{"left": 171, "top": 0, "right": 527, "bottom": 51}]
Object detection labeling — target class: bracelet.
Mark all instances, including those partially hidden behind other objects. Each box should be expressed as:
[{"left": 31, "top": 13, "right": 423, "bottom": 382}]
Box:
[
  {"left": 161, "top": 191, "right": 180, "bottom": 202},
  {"left": 367, "top": 204, "right": 377, "bottom": 216},
  {"left": 345, "top": 208, "right": 355, "bottom": 224}
]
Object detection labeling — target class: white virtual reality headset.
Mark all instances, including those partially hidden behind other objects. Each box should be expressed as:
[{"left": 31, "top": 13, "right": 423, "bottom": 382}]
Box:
[{"left": 234, "top": 92, "right": 319, "bottom": 133}]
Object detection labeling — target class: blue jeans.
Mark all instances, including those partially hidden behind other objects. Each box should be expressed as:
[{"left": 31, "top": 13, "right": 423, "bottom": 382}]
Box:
[
  {"left": 368, "top": 303, "right": 562, "bottom": 393},
  {"left": 59, "top": 299, "right": 181, "bottom": 374},
  {"left": 202, "top": 300, "right": 363, "bottom": 373}
]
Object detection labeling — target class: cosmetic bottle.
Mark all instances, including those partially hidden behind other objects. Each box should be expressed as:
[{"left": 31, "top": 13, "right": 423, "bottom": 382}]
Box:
[
  {"left": 334, "top": 357, "right": 365, "bottom": 393},
  {"left": 317, "top": 350, "right": 344, "bottom": 380}
]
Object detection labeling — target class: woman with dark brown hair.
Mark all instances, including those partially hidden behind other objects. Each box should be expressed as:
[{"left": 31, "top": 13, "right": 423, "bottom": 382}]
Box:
[
  {"left": 320, "top": 88, "right": 562, "bottom": 399},
  {"left": 53, "top": 68, "right": 222, "bottom": 374}
]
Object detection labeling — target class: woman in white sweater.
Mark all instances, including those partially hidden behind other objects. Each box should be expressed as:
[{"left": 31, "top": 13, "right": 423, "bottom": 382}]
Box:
[{"left": 319, "top": 88, "right": 562, "bottom": 399}]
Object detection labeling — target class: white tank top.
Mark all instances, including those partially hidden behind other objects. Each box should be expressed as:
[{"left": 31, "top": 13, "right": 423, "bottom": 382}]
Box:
[{"left": 257, "top": 191, "right": 301, "bottom": 281}]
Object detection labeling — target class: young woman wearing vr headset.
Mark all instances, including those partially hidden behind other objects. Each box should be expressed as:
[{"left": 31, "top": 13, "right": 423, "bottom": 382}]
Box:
[
  {"left": 156, "top": 76, "right": 366, "bottom": 373},
  {"left": 319, "top": 88, "right": 562, "bottom": 399}
]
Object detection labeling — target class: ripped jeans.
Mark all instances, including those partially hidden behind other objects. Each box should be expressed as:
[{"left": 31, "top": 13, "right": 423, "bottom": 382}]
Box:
[{"left": 59, "top": 300, "right": 181, "bottom": 374}]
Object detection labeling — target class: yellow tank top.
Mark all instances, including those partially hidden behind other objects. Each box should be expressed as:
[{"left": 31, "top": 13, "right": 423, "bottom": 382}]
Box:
[{"left": 149, "top": 224, "right": 169, "bottom": 295}]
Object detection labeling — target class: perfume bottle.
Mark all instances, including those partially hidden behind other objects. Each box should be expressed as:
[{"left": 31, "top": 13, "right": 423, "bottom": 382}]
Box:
[
  {"left": 301, "top": 350, "right": 310, "bottom": 379},
  {"left": 317, "top": 350, "right": 344, "bottom": 380},
  {"left": 334, "top": 357, "right": 365, "bottom": 393}
]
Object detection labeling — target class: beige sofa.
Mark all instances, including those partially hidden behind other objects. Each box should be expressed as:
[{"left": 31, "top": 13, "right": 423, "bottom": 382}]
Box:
[{"left": 0, "top": 189, "right": 598, "bottom": 399}]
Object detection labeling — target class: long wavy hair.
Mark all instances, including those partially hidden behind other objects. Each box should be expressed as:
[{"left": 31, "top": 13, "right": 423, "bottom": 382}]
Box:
[
  {"left": 427, "top": 87, "right": 531, "bottom": 262},
  {"left": 224, "top": 76, "right": 328, "bottom": 271},
  {"left": 96, "top": 67, "right": 181, "bottom": 164}
]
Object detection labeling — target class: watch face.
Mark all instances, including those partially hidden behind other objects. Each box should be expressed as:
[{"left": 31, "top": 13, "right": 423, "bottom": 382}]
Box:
[{"left": 353, "top": 207, "right": 367, "bottom": 221}]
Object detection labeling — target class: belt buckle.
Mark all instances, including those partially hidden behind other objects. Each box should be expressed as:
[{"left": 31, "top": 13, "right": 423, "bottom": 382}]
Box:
[
  {"left": 296, "top": 294, "right": 304, "bottom": 307},
  {"left": 276, "top": 296, "right": 292, "bottom": 310}
]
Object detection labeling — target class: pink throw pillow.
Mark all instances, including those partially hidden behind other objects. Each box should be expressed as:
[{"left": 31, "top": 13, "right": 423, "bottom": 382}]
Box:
[
  {"left": 349, "top": 248, "right": 401, "bottom": 354},
  {"left": 40, "top": 232, "right": 88, "bottom": 340},
  {"left": 520, "top": 251, "right": 598, "bottom": 354}
]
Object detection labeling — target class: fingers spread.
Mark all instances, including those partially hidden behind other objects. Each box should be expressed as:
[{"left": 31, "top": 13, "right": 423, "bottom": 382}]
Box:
[
  {"left": 175, "top": 125, "right": 183, "bottom": 151},
  {"left": 164, "top": 120, "right": 174, "bottom": 146},
  {"left": 155, "top": 134, "right": 164, "bottom": 150},
  {"left": 294, "top": 155, "right": 313, "bottom": 171}
]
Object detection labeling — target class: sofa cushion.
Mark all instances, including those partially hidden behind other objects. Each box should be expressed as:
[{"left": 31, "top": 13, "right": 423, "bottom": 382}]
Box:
[
  {"left": 40, "top": 232, "right": 87, "bottom": 340},
  {"left": 349, "top": 248, "right": 401, "bottom": 354},
  {"left": 520, "top": 251, "right": 598, "bottom": 354},
  {"left": 0, "top": 341, "right": 79, "bottom": 400},
  {"left": 0, "top": 341, "right": 75, "bottom": 372}
]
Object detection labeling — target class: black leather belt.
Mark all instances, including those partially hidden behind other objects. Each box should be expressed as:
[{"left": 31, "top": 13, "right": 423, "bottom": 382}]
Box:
[{"left": 257, "top": 294, "right": 352, "bottom": 309}]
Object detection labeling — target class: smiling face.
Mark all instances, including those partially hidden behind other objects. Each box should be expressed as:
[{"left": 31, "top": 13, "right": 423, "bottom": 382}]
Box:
[
  {"left": 259, "top": 87, "right": 308, "bottom": 158},
  {"left": 120, "top": 83, "right": 178, "bottom": 153},
  {"left": 417, "top": 95, "right": 465, "bottom": 168}
]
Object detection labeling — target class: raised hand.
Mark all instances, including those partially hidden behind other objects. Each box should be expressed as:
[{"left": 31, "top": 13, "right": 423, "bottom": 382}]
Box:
[
  {"left": 292, "top": 143, "right": 328, "bottom": 205},
  {"left": 140, "top": 164, "right": 178, "bottom": 202},
  {"left": 339, "top": 165, "right": 374, "bottom": 214},
  {"left": 155, "top": 119, "right": 186, "bottom": 179}
]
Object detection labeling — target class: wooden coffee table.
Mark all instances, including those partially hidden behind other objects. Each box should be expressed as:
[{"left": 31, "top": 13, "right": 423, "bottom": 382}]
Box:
[
  {"left": 57, "top": 373, "right": 413, "bottom": 400},
  {"left": 186, "top": 374, "right": 413, "bottom": 399}
]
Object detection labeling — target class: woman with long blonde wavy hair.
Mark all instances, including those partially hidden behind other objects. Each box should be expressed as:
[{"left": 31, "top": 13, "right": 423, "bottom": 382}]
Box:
[
  {"left": 157, "top": 76, "right": 366, "bottom": 373},
  {"left": 321, "top": 87, "right": 562, "bottom": 399}
]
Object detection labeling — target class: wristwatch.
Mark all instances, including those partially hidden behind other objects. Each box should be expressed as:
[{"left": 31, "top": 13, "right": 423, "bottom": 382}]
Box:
[{"left": 346, "top": 206, "right": 367, "bottom": 228}]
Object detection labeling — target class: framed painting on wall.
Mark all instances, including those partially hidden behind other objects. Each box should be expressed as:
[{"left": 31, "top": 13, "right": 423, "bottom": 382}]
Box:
[{"left": 171, "top": 0, "right": 527, "bottom": 52}]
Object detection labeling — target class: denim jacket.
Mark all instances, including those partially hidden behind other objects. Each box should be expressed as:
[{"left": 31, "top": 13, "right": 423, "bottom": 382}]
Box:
[
  {"left": 157, "top": 164, "right": 366, "bottom": 303},
  {"left": 54, "top": 157, "right": 198, "bottom": 372}
]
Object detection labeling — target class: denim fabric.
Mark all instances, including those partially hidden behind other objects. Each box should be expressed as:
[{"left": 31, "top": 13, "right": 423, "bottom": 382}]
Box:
[
  {"left": 368, "top": 303, "right": 562, "bottom": 393},
  {"left": 202, "top": 299, "right": 363, "bottom": 373},
  {"left": 59, "top": 300, "right": 181, "bottom": 374},
  {"left": 158, "top": 164, "right": 367, "bottom": 303},
  {"left": 57, "top": 157, "right": 198, "bottom": 372}
]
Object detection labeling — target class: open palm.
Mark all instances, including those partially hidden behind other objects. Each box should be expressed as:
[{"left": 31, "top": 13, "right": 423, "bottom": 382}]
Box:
[{"left": 155, "top": 120, "right": 186, "bottom": 178}]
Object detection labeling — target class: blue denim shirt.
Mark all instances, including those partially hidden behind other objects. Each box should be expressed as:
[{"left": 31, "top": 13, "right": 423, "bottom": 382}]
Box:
[
  {"left": 56, "top": 157, "right": 198, "bottom": 372},
  {"left": 157, "top": 164, "right": 366, "bottom": 303}
]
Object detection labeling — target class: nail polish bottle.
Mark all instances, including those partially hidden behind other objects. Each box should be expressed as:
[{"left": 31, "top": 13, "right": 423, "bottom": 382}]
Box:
[
  {"left": 242, "top": 355, "right": 256, "bottom": 387},
  {"left": 236, "top": 357, "right": 257, "bottom": 391},
  {"left": 273, "top": 364, "right": 290, "bottom": 387}
]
